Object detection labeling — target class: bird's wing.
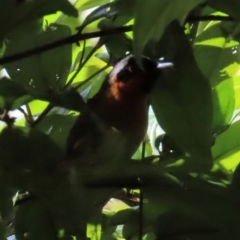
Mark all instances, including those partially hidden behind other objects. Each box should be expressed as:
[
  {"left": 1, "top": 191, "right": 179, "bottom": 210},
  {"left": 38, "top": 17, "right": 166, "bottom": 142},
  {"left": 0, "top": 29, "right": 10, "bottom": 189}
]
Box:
[{"left": 64, "top": 108, "right": 128, "bottom": 165}]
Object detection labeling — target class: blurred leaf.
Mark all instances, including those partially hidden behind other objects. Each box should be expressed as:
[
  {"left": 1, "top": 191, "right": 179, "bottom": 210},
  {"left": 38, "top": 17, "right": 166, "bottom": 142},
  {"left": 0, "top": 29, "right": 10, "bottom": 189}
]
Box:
[
  {"left": 208, "top": 0, "right": 240, "bottom": 21},
  {"left": 4, "top": 32, "right": 49, "bottom": 96},
  {"left": 194, "top": 22, "right": 240, "bottom": 87},
  {"left": 76, "top": 0, "right": 110, "bottom": 11},
  {"left": 212, "top": 79, "right": 235, "bottom": 134},
  {"left": 48, "top": 87, "right": 86, "bottom": 111},
  {"left": 0, "top": 77, "right": 33, "bottom": 110},
  {"left": 15, "top": 199, "right": 56, "bottom": 240},
  {"left": 133, "top": 0, "right": 205, "bottom": 57},
  {"left": 151, "top": 22, "right": 213, "bottom": 171},
  {"left": 0, "top": 127, "right": 62, "bottom": 172},
  {"left": 0, "top": 0, "right": 77, "bottom": 40},
  {"left": 122, "top": 209, "right": 139, "bottom": 239},
  {"left": 0, "top": 221, "right": 5, "bottom": 240},
  {"left": 98, "top": 19, "right": 131, "bottom": 60},
  {"left": 108, "top": 209, "right": 134, "bottom": 226},
  {"left": 212, "top": 120, "right": 240, "bottom": 171},
  {"left": 38, "top": 23, "right": 72, "bottom": 90},
  {"left": 36, "top": 113, "right": 77, "bottom": 147},
  {"left": 78, "top": 2, "right": 113, "bottom": 31},
  {"left": 78, "top": 0, "right": 136, "bottom": 31},
  {"left": 144, "top": 178, "right": 240, "bottom": 240}
]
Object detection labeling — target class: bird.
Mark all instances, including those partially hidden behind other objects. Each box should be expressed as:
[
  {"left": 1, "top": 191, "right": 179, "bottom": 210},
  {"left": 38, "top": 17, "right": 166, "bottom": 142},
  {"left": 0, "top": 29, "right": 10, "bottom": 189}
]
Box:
[{"left": 64, "top": 55, "right": 166, "bottom": 166}]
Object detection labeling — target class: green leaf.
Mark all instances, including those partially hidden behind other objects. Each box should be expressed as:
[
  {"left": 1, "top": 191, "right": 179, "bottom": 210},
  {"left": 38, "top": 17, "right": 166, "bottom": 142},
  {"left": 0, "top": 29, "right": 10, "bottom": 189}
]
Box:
[
  {"left": 108, "top": 209, "right": 134, "bottom": 226},
  {"left": 15, "top": 199, "right": 56, "bottom": 240},
  {"left": 0, "top": 77, "right": 33, "bottom": 110},
  {"left": 98, "top": 19, "right": 131, "bottom": 60},
  {"left": 212, "top": 79, "right": 235, "bottom": 134},
  {"left": 208, "top": 0, "right": 240, "bottom": 21},
  {"left": 151, "top": 23, "right": 213, "bottom": 171},
  {"left": 38, "top": 23, "right": 72, "bottom": 90},
  {"left": 0, "top": 127, "right": 62, "bottom": 172},
  {"left": 48, "top": 88, "right": 86, "bottom": 111},
  {"left": 77, "top": 0, "right": 110, "bottom": 11},
  {"left": 4, "top": 33, "right": 49, "bottom": 96},
  {"left": 194, "top": 22, "right": 240, "bottom": 87},
  {"left": 122, "top": 210, "right": 139, "bottom": 239},
  {"left": 78, "top": 2, "right": 113, "bottom": 31},
  {"left": 212, "top": 120, "right": 240, "bottom": 171},
  {"left": 0, "top": 0, "right": 77, "bottom": 40},
  {"left": 133, "top": 0, "right": 205, "bottom": 57},
  {"left": 35, "top": 113, "right": 77, "bottom": 147}
]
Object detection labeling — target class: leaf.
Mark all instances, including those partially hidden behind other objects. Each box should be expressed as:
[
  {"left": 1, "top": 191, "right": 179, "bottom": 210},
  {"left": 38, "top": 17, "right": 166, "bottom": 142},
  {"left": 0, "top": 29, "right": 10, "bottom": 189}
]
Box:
[
  {"left": 38, "top": 23, "right": 72, "bottom": 90},
  {"left": 98, "top": 19, "right": 131, "bottom": 60},
  {"left": 133, "top": 0, "right": 205, "bottom": 57},
  {"left": 0, "top": 0, "right": 77, "bottom": 40},
  {"left": 122, "top": 209, "right": 139, "bottom": 239},
  {"left": 0, "top": 77, "right": 33, "bottom": 110},
  {"left": 151, "top": 23, "right": 213, "bottom": 171},
  {"left": 77, "top": 0, "right": 111, "bottom": 11},
  {"left": 208, "top": 0, "right": 240, "bottom": 21},
  {"left": 78, "top": 2, "right": 113, "bottom": 31},
  {"left": 212, "top": 79, "right": 235, "bottom": 134},
  {"left": 48, "top": 88, "right": 86, "bottom": 111},
  {"left": 35, "top": 113, "right": 77, "bottom": 147},
  {"left": 78, "top": 0, "right": 136, "bottom": 31},
  {"left": 194, "top": 22, "right": 240, "bottom": 87},
  {"left": 15, "top": 199, "right": 56, "bottom": 240},
  {"left": 108, "top": 209, "right": 134, "bottom": 226},
  {"left": 212, "top": 120, "right": 240, "bottom": 171},
  {"left": 4, "top": 32, "right": 49, "bottom": 96},
  {"left": 0, "top": 127, "right": 62, "bottom": 173}
]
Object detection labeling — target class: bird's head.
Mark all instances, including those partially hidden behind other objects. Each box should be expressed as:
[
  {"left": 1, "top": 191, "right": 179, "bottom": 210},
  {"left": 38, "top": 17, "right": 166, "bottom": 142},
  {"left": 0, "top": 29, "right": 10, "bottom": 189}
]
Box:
[{"left": 107, "top": 55, "right": 172, "bottom": 99}]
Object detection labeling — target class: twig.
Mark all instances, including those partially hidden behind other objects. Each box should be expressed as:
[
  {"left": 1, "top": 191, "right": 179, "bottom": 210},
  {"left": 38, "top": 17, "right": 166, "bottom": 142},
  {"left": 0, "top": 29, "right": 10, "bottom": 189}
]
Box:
[
  {"left": 65, "top": 40, "right": 103, "bottom": 88},
  {"left": 25, "top": 104, "right": 34, "bottom": 123},
  {"left": 139, "top": 140, "right": 146, "bottom": 240},
  {"left": 188, "top": 15, "right": 234, "bottom": 22},
  {"left": 30, "top": 103, "right": 53, "bottom": 127},
  {"left": 18, "top": 107, "right": 29, "bottom": 123},
  {"left": 74, "top": 64, "right": 109, "bottom": 90},
  {"left": 0, "top": 25, "right": 133, "bottom": 65},
  {"left": 0, "top": 15, "right": 234, "bottom": 66},
  {"left": 79, "top": 39, "right": 86, "bottom": 66}
]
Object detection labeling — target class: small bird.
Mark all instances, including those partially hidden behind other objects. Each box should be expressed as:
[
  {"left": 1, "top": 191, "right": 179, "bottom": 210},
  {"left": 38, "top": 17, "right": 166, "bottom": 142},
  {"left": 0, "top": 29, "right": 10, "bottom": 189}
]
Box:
[{"left": 64, "top": 55, "right": 168, "bottom": 165}]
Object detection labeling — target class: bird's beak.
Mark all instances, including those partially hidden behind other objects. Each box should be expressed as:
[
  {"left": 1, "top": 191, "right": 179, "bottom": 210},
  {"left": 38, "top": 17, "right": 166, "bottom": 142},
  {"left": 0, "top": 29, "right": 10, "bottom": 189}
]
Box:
[{"left": 156, "top": 62, "right": 174, "bottom": 69}]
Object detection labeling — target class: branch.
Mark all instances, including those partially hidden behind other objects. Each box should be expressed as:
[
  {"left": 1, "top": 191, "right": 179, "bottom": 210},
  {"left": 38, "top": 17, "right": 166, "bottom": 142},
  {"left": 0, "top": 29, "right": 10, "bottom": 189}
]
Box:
[
  {"left": 0, "top": 15, "right": 234, "bottom": 65},
  {"left": 187, "top": 15, "right": 234, "bottom": 22},
  {"left": 30, "top": 103, "right": 53, "bottom": 127},
  {"left": 0, "top": 25, "right": 133, "bottom": 65}
]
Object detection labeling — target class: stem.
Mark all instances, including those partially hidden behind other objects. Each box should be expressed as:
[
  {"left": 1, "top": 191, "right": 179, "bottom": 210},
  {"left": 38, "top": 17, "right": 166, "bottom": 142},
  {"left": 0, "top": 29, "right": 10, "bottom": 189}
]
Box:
[
  {"left": 139, "top": 140, "right": 146, "bottom": 240},
  {"left": 74, "top": 64, "right": 109, "bottom": 90},
  {"left": 65, "top": 40, "right": 104, "bottom": 88},
  {"left": 30, "top": 103, "right": 53, "bottom": 127},
  {"left": 25, "top": 104, "right": 34, "bottom": 123},
  {"left": 0, "top": 25, "right": 132, "bottom": 65}
]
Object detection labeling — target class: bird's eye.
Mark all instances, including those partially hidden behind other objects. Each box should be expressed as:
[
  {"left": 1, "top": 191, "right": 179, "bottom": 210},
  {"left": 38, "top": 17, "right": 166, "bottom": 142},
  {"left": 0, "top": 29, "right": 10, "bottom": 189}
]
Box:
[{"left": 116, "top": 66, "right": 134, "bottom": 82}]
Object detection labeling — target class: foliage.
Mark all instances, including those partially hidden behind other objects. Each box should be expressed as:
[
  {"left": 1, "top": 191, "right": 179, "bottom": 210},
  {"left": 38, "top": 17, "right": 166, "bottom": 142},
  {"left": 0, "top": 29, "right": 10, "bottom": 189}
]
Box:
[{"left": 0, "top": 0, "right": 239, "bottom": 240}]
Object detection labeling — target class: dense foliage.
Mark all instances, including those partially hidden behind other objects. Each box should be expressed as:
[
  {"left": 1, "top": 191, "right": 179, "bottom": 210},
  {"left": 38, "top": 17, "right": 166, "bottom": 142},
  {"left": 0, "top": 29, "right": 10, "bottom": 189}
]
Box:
[{"left": 0, "top": 0, "right": 240, "bottom": 239}]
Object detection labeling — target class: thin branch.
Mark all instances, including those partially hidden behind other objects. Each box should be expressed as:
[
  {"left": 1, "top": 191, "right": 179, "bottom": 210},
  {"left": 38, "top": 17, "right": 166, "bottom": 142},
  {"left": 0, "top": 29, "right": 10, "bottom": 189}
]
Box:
[
  {"left": 30, "top": 103, "right": 53, "bottom": 127},
  {"left": 187, "top": 15, "right": 234, "bottom": 22},
  {"left": 0, "top": 25, "right": 133, "bottom": 65},
  {"left": 139, "top": 141, "right": 146, "bottom": 240},
  {"left": 74, "top": 64, "right": 109, "bottom": 90},
  {"left": 65, "top": 39, "right": 103, "bottom": 88},
  {"left": 25, "top": 104, "right": 34, "bottom": 123},
  {"left": 18, "top": 107, "right": 29, "bottom": 123},
  {"left": 0, "top": 15, "right": 234, "bottom": 66}
]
